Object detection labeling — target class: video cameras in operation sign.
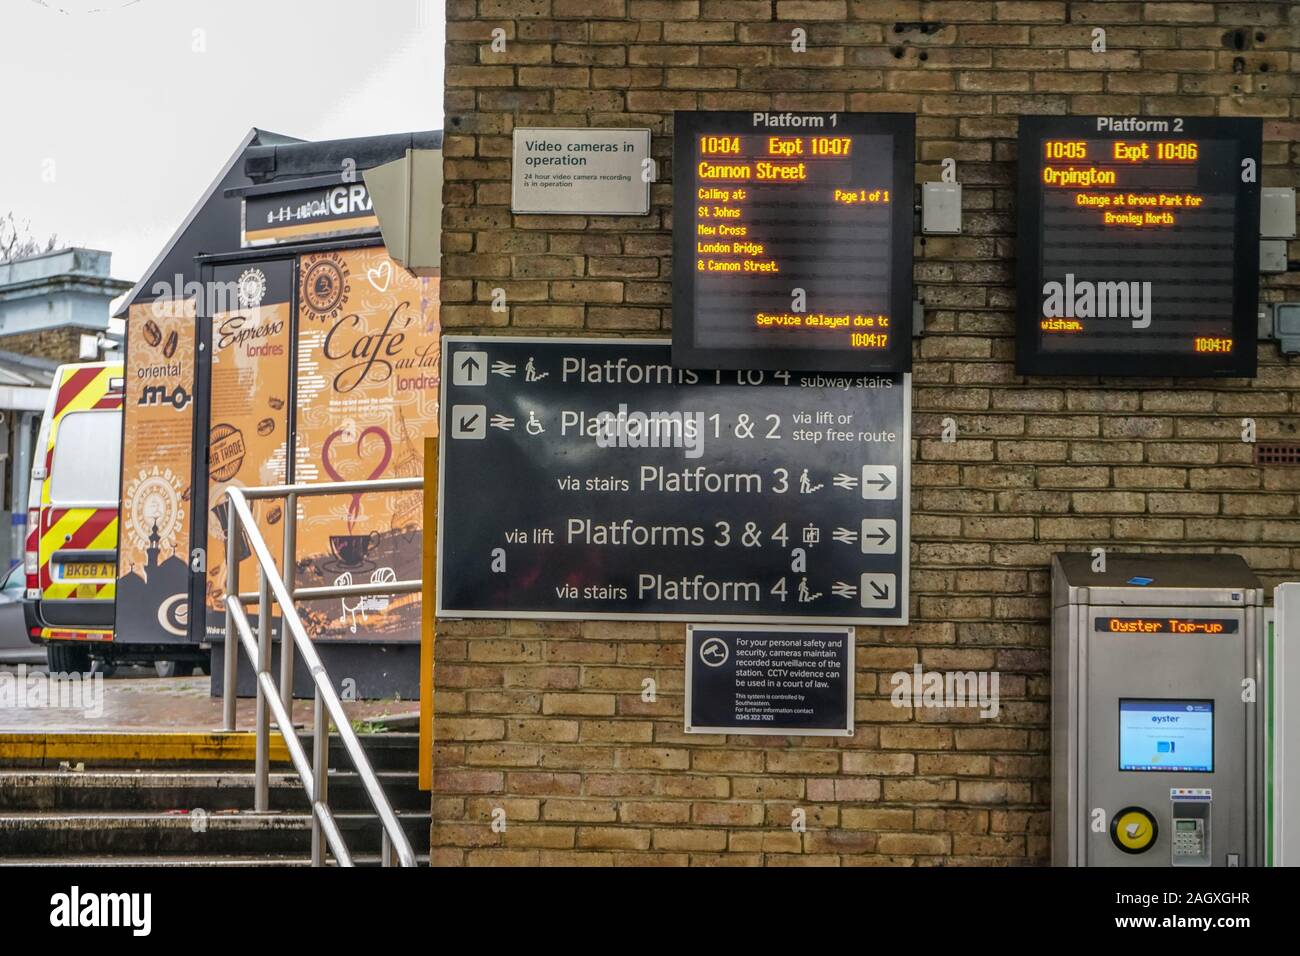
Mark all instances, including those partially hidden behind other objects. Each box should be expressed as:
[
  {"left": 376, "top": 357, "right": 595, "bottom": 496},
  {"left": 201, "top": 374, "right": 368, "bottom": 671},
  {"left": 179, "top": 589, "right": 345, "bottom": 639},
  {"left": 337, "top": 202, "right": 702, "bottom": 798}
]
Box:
[{"left": 512, "top": 127, "right": 652, "bottom": 216}]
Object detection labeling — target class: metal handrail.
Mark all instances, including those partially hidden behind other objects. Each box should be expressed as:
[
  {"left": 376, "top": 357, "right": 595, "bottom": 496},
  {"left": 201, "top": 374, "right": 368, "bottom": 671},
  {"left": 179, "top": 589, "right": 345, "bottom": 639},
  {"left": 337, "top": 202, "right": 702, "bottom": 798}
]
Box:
[{"left": 220, "top": 478, "right": 421, "bottom": 867}]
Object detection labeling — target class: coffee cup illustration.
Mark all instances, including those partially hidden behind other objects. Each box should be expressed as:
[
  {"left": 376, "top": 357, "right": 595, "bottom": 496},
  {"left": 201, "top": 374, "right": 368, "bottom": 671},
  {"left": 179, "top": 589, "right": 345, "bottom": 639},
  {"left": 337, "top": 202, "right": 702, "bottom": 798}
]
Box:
[{"left": 330, "top": 530, "right": 380, "bottom": 568}]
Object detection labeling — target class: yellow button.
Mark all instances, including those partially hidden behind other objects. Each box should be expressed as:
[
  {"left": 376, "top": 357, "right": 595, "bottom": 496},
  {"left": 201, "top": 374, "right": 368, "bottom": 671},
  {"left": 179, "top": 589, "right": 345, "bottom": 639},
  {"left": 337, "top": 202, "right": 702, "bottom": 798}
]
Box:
[{"left": 1110, "top": 807, "right": 1158, "bottom": 854}]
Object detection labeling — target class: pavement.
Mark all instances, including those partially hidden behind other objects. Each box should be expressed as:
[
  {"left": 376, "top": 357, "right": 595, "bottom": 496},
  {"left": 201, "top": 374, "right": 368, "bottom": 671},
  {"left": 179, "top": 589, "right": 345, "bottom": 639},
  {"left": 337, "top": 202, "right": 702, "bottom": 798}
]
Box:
[
  {"left": 0, "top": 648, "right": 46, "bottom": 666},
  {"left": 0, "top": 664, "right": 416, "bottom": 734}
]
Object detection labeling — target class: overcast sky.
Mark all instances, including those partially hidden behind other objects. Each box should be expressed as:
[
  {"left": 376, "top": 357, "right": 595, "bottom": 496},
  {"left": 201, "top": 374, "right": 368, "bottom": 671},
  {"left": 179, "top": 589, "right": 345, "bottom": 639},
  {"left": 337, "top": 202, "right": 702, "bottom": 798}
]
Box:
[{"left": 3, "top": 0, "right": 444, "bottom": 285}]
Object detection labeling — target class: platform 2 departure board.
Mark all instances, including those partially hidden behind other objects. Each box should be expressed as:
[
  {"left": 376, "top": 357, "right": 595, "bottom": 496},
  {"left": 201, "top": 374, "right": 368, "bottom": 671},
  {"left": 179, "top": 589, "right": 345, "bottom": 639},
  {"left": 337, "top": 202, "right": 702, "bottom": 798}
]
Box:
[
  {"left": 1017, "top": 115, "right": 1261, "bottom": 378},
  {"left": 672, "top": 111, "right": 914, "bottom": 374}
]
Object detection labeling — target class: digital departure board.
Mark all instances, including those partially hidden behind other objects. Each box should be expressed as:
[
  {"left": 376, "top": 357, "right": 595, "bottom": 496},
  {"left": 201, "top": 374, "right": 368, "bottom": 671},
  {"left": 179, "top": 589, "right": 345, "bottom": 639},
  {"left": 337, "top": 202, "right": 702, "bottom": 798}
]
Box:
[
  {"left": 672, "top": 111, "right": 914, "bottom": 373},
  {"left": 1017, "top": 115, "right": 1261, "bottom": 377},
  {"left": 1095, "top": 617, "right": 1239, "bottom": 635}
]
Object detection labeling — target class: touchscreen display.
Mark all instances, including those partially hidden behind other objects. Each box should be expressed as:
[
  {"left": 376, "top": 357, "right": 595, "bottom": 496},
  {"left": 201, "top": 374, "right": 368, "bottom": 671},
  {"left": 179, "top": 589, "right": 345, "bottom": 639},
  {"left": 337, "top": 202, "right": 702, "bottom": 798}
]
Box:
[{"left": 1119, "top": 699, "right": 1213, "bottom": 772}]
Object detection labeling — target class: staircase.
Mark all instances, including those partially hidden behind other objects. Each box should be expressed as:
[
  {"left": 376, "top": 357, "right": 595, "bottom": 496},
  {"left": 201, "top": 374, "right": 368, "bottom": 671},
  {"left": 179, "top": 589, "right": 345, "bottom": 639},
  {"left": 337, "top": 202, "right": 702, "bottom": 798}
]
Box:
[{"left": 0, "top": 732, "right": 429, "bottom": 866}]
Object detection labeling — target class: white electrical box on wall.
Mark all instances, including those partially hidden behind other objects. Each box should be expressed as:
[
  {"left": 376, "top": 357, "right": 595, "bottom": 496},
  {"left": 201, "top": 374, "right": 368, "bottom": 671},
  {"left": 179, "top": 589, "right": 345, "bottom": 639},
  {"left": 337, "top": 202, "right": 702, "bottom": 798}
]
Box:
[
  {"left": 1261, "top": 187, "right": 1296, "bottom": 239},
  {"left": 1261, "top": 241, "right": 1288, "bottom": 274},
  {"left": 921, "top": 182, "right": 961, "bottom": 235}
]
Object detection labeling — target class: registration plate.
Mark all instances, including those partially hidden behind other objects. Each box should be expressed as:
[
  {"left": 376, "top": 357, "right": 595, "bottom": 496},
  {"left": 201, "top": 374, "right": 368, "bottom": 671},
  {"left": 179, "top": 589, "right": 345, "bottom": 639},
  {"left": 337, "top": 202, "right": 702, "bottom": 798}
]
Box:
[{"left": 61, "top": 562, "right": 114, "bottom": 579}]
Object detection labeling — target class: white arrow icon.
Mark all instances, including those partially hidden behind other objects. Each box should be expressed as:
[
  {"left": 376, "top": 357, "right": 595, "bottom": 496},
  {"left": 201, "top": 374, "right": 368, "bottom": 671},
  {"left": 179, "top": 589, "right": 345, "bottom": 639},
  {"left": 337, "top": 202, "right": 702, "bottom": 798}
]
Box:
[
  {"left": 491, "top": 361, "right": 516, "bottom": 377},
  {"left": 861, "top": 465, "right": 897, "bottom": 501},
  {"left": 452, "top": 351, "right": 488, "bottom": 387},
  {"left": 860, "top": 573, "right": 897, "bottom": 609},
  {"left": 860, "top": 519, "right": 897, "bottom": 555},
  {"left": 490, "top": 414, "right": 515, "bottom": 430},
  {"left": 833, "top": 527, "right": 858, "bottom": 544},
  {"left": 450, "top": 404, "right": 486, "bottom": 440},
  {"left": 832, "top": 581, "right": 858, "bottom": 599},
  {"left": 833, "top": 473, "right": 859, "bottom": 490}
]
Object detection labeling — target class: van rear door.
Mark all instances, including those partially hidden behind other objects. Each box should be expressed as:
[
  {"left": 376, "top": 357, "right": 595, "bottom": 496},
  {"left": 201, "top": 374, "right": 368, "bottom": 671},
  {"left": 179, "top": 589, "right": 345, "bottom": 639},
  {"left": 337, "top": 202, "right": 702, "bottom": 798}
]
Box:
[{"left": 36, "top": 367, "right": 123, "bottom": 630}]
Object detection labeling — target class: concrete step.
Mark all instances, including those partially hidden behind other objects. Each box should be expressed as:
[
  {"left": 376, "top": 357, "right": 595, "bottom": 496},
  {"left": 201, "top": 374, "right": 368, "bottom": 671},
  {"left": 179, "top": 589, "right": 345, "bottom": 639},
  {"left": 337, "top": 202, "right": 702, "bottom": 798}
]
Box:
[
  {"left": 0, "top": 768, "right": 427, "bottom": 813},
  {"left": 0, "top": 809, "right": 430, "bottom": 858},
  {"left": 0, "top": 732, "right": 289, "bottom": 769},
  {"left": 0, "top": 730, "right": 426, "bottom": 864},
  {"left": 0, "top": 731, "right": 418, "bottom": 771},
  {"left": 1, "top": 854, "right": 307, "bottom": 867},
  {"left": 0, "top": 853, "right": 403, "bottom": 867},
  {"left": 311, "top": 731, "right": 419, "bottom": 772}
]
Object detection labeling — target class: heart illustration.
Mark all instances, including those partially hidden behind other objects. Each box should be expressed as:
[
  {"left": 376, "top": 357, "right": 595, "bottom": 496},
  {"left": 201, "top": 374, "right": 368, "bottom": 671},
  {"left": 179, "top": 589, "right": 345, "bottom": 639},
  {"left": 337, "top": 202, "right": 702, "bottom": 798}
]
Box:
[
  {"left": 321, "top": 425, "right": 393, "bottom": 531},
  {"left": 366, "top": 260, "right": 393, "bottom": 293}
]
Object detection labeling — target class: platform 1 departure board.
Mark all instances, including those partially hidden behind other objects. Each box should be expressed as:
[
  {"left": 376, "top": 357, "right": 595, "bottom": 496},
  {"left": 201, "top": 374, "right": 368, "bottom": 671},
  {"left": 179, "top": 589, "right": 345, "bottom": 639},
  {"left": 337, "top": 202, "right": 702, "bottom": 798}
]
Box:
[
  {"left": 672, "top": 111, "right": 914, "bottom": 374},
  {"left": 1017, "top": 115, "right": 1261, "bottom": 378}
]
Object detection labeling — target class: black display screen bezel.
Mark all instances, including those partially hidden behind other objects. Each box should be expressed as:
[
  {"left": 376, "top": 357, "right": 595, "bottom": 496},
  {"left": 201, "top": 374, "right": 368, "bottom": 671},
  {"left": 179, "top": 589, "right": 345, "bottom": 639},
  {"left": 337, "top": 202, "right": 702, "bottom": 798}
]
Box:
[
  {"left": 671, "top": 110, "right": 915, "bottom": 374},
  {"left": 1015, "top": 115, "right": 1261, "bottom": 378}
]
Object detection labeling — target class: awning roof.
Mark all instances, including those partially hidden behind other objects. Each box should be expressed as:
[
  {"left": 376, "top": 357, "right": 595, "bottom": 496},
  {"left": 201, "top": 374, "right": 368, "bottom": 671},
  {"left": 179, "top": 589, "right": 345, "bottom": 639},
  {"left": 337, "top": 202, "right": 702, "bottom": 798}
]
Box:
[
  {"left": 0, "top": 350, "right": 57, "bottom": 389},
  {"left": 114, "top": 128, "right": 443, "bottom": 318}
]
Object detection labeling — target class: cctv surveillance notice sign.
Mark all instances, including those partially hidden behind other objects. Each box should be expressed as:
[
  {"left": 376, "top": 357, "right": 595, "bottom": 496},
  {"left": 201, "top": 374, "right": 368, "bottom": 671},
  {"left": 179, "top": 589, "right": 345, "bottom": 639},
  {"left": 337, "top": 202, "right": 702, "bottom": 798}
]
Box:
[
  {"left": 511, "top": 127, "right": 652, "bottom": 215},
  {"left": 672, "top": 111, "right": 914, "bottom": 374},
  {"left": 686, "top": 624, "right": 855, "bottom": 736},
  {"left": 1017, "top": 115, "right": 1261, "bottom": 377},
  {"left": 437, "top": 337, "right": 910, "bottom": 626}
]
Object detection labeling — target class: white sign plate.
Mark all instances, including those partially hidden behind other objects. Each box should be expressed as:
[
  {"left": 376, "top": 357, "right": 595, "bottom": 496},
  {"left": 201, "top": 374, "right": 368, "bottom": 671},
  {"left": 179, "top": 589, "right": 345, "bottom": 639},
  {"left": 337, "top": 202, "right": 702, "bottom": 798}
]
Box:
[{"left": 511, "top": 127, "right": 652, "bottom": 215}]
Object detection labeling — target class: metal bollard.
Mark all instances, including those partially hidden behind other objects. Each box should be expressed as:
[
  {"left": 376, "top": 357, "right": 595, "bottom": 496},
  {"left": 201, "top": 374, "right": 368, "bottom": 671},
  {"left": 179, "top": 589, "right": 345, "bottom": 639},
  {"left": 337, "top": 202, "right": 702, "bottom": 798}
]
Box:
[
  {"left": 311, "top": 688, "right": 328, "bottom": 866},
  {"left": 254, "top": 564, "right": 272, "bottom": 812},
  {"left": 280, "top": 490, "right": 298, "bottom": 720},
  {"left": 222, "top": 499, "right": 240, "bottom": 732}
]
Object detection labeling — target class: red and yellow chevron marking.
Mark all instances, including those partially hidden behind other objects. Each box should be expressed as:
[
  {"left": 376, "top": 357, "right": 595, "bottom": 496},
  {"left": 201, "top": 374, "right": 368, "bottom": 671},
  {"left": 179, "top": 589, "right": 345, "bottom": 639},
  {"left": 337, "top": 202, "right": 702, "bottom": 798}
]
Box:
[
  {"left": 38, "top": 509, "right": 118, "bottom": 599},
  {"left": 41, "top": 365, "right": 123, "bottom": 483},
  {"left": 37, "top": 364, "right": 123, "bottom": 604},
  {"left": 39, "top": 628, "right": 113, "bottom": 644}
]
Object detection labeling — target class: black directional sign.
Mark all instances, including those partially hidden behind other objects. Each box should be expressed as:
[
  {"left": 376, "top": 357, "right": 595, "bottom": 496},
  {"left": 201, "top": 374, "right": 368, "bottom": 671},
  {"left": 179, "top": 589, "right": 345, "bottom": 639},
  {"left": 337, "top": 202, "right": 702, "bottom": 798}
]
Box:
[
  {"left": 686, "top": 624, "right": 854, "bottom": 736},
  {"left": 437, "top": 337, "right": 911, "bottom": 625}
]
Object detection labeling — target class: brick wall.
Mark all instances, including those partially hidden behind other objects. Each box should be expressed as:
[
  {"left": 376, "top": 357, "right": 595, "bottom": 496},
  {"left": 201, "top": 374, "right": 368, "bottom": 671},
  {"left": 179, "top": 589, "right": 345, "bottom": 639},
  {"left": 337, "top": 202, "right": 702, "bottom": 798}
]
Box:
[
  {"left": 0, "top": 326, "right": 91, "bottom": 364},
  {"left": 433, "top": 1, "right": 1300, "bottom": 865}
]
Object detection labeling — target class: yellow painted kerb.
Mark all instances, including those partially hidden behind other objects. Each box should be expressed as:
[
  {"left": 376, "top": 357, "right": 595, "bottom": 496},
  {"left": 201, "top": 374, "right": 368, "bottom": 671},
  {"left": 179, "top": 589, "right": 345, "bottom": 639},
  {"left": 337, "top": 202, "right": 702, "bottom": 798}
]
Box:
[{"left": 0, "top": 732, "right": 291, "bottom": 764}]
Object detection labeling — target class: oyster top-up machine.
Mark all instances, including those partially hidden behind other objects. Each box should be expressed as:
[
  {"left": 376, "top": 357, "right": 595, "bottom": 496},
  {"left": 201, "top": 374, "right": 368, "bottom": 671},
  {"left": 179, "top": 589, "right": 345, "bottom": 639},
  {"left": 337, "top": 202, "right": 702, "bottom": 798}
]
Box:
[{"left": 1052, "top": 553, "right": 1265, "bottom": 867}]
